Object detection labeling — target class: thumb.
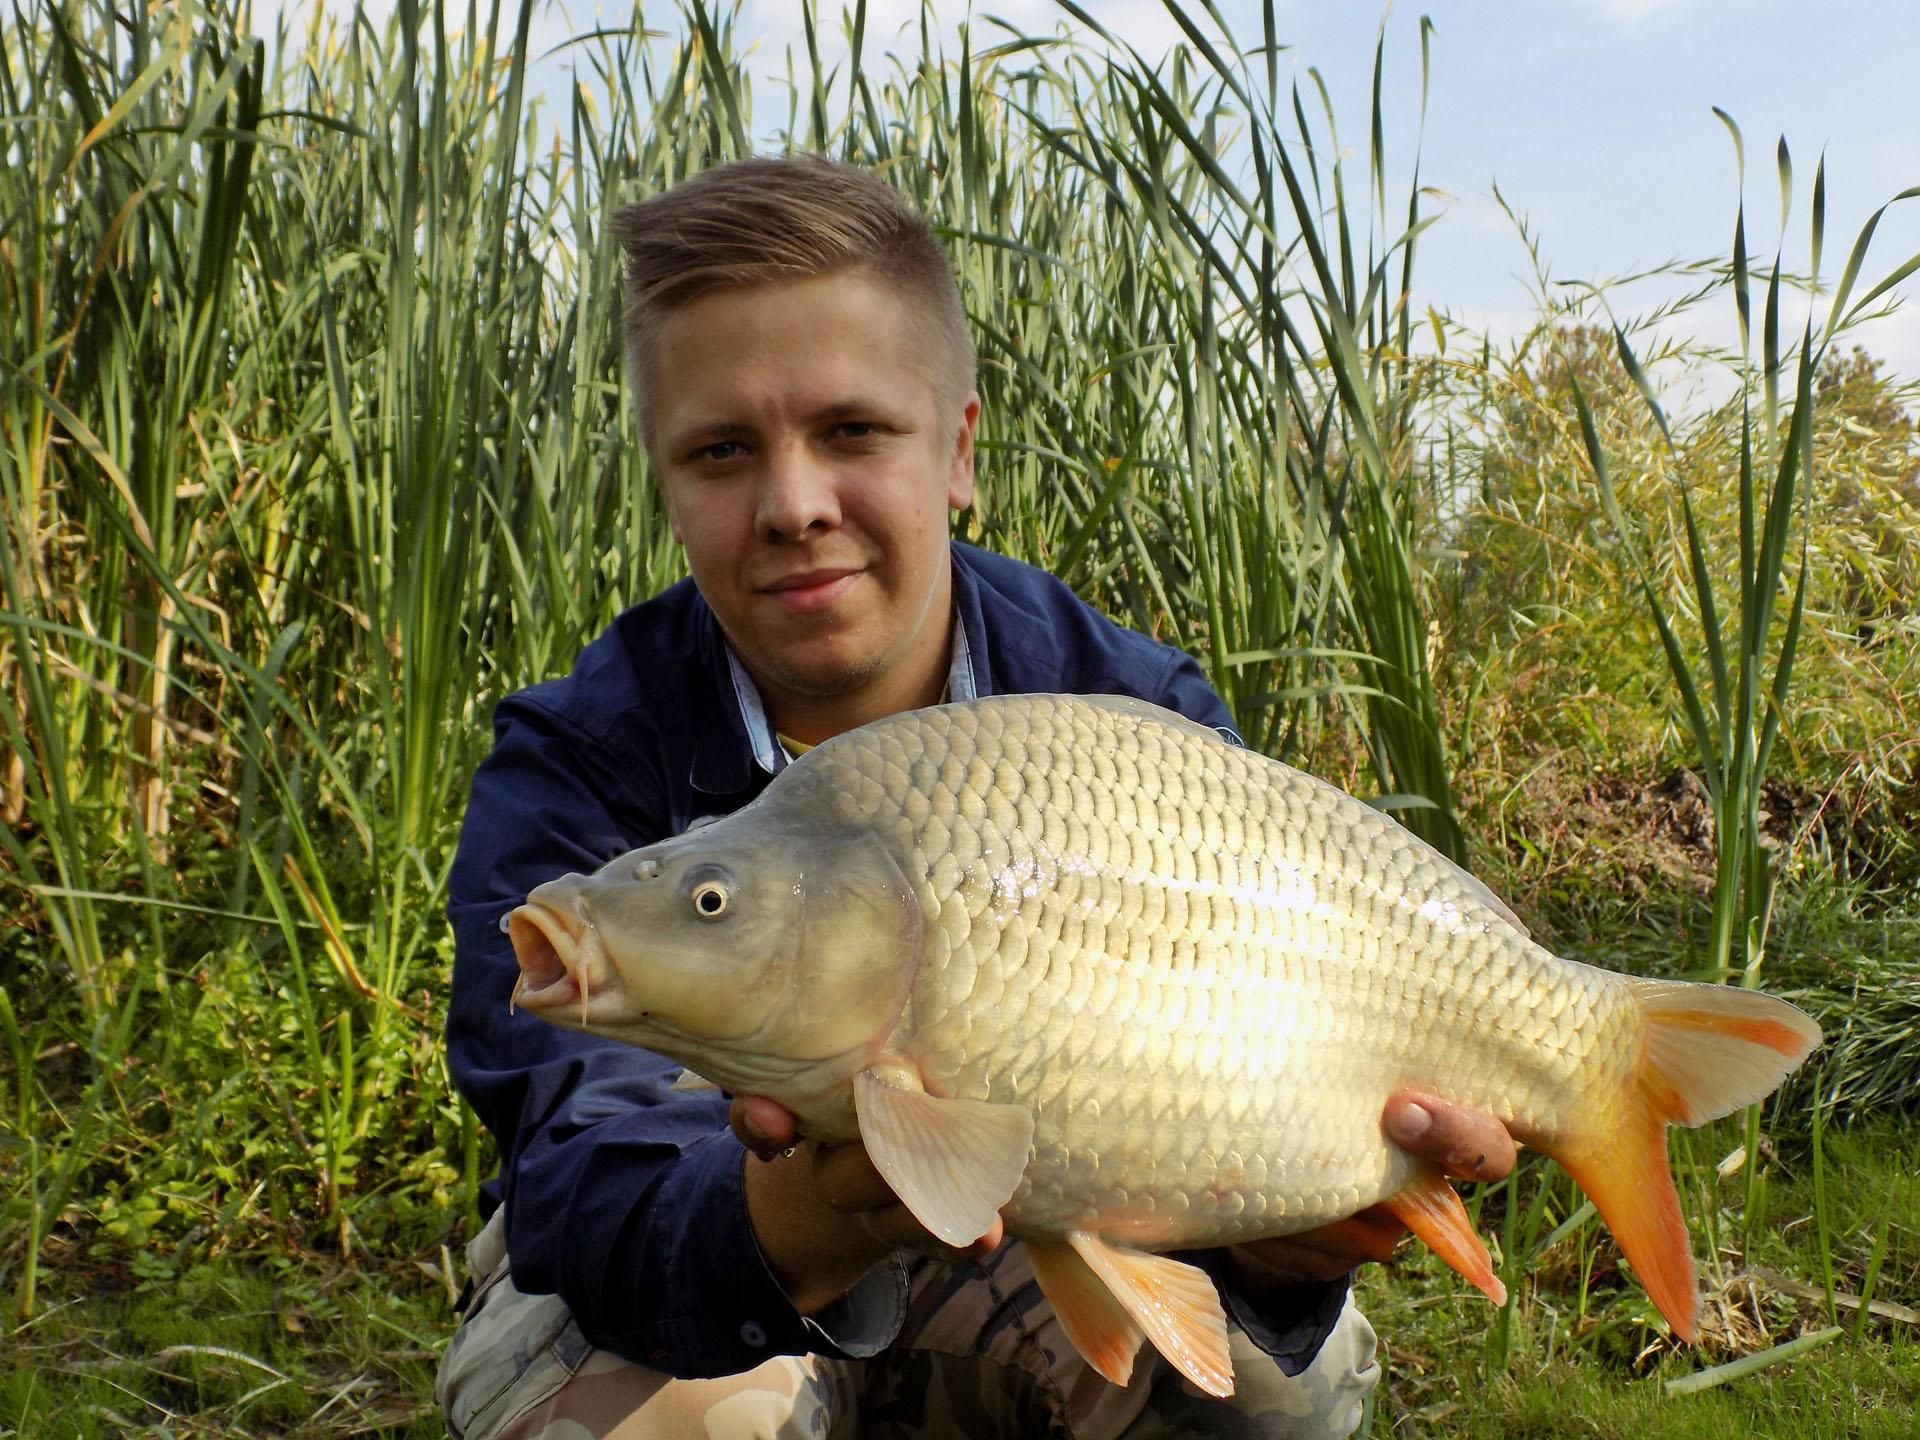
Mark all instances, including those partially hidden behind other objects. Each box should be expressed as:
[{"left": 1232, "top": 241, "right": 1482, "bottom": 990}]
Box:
[{"left": 731, "top": 1094, "right": 801, "bottom": 1160}]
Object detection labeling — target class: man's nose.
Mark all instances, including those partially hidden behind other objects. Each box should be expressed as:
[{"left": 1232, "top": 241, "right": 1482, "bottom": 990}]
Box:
[{"left": 755, "top": 443, "right": 842, "bottom": 541}]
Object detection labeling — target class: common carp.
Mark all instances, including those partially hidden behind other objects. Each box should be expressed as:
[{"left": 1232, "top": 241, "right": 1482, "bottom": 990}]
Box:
[{"left": 506, "top": 693, "right": 1820, "bottom": 1396}]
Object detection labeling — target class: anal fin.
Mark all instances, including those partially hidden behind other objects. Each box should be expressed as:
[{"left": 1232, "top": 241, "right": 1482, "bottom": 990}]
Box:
[
  {"left": 1384, "top": 1164, "right": 1507, "bottom": 1306},
  {"left": 1066, "top": 1232, "right": 1234, "bottom": 1398},
  {"left": 1027, "top": 1240, "right": 1146, "bottom": 1389}
]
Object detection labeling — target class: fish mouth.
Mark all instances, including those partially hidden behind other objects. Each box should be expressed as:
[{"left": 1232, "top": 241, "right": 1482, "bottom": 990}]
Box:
[{"left": 507, "top": 894, "right": 603, "bottom": 1021}]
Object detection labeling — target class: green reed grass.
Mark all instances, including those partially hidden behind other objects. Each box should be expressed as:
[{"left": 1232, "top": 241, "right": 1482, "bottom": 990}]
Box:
[
  {"left": 1559, "top": 123, "right": 1919, "bottom": 1240},
  {"left": 1, "top": 0, "right": 1472, "bottom": 1321}
]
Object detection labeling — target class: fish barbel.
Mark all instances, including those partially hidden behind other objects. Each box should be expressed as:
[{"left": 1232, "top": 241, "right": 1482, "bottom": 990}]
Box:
[{"left": 507, "top": 694, "right": 1820, "bottom": 1397}]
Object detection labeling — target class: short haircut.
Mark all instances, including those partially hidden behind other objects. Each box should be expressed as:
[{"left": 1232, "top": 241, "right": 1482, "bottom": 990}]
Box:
[{"left": 610, "top": 154, "right": 977, "bottom": 446}]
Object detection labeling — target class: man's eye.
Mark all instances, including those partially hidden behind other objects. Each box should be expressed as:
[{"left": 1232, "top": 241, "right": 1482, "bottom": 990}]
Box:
[
  {"left": 694, "top": 441, "right": 745, "bottom": 463},
  {"left": 834, "top": 422, "right": 875, "bottom": 440}
]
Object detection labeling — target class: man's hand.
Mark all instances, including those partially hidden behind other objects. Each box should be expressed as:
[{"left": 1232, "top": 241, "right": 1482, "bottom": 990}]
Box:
[
  {"left": 732, "top": 1096, "right": 1005, "bottom": 1316},
  {"left": 1224, "top": 1092, "right": 1518, "bottom": 1288}
]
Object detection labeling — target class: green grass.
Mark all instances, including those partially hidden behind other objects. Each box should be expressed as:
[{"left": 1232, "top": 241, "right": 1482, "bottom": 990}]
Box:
[
  {"left": 1, "top": 1256, "right": 448, "bottom": 1437},
  {"left": 1359, "top": 1112, "right": 1920, "bottom": 1439},
  {"left": 2, "top": 1073, "right": 1910, "bottom": 1438}
]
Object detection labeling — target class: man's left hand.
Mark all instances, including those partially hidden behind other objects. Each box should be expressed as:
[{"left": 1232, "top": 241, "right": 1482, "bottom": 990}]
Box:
[{"left": 1224, "top": 1092, "right": 1518, "bottom": 1287}]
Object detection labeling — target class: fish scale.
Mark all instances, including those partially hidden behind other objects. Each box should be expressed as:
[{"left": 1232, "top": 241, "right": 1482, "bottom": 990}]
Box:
[
  {"left": 787, "top": 695, "right": 1545, "bottom": 1243},
  {"left": 510, "top": 691, "right": 1823, "bottom": 1395}
]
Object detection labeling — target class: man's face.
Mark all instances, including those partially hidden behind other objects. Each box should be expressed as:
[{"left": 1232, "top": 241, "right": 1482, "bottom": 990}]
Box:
[{"left": 648, "top": 270, "right": 978, "bottom": 735}]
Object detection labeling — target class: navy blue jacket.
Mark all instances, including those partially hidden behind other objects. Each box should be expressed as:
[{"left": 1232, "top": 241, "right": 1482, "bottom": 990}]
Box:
[{"left": 446, "top": 541, "right": 1350, "bottom": 1379}]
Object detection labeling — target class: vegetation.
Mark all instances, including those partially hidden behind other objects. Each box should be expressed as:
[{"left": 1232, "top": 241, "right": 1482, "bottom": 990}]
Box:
[{"left": 2, "top": 0, "right": 1915, "bottom": 1434}]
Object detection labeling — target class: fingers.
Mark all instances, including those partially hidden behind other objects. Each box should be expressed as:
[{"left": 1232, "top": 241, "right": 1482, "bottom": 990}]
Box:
[
  {"left": 811, "top": 1139, "right": 900, "bottom": 1213},
  {"left": 730, "top": 1095, "right": 799, "bottom": 1161},
  {"left": 733, "top": 1096, "right": 1003, "bottom": 1264},
  {"left": 1384, "top": 1092, "right": 1518, "bottom": 1182},
  {"left": 1233, "top": 1206, "right": 1407, "bottom": 1284}
]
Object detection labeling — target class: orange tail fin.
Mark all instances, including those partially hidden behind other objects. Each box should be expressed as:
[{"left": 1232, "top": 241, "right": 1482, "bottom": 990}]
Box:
[{"left": 1551, "top": 980, "right": 1821, "bottom": 1342}]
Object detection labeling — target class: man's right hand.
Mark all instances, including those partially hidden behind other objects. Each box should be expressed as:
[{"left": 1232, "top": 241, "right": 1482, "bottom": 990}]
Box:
[{"left": 732, "top": 1095, "right": 1005, "bottom": 1316}]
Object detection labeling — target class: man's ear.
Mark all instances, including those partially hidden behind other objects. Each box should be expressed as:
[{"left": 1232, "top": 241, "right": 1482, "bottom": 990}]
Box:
[{"left": 947, "top": 391, "right": 981, "bottom": 511}]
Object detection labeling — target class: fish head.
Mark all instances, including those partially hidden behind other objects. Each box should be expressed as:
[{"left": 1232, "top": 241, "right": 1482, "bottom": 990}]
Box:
[{"left": 506, "top": 812, "right": 922, "bottom": 1091}]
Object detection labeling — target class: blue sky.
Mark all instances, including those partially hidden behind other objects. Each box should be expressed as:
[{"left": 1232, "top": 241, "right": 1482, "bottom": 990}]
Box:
[
  {"left": 1249, "top": 0, "right": 1920, "bottom": 385},
  {"left": 291, "top": 0, "right": 1920, "bottom": 387}
]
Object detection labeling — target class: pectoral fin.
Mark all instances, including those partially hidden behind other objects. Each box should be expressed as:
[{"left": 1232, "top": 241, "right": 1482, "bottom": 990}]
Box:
[
  {"left": 1065, "top": 1232, "right": 1234, "bottom": 1398},
  {"left": 853, "top": 1067, "right": 1033, "bottom": 1247},
  {"left": 1384, "top": 1164, "right": 1507, "bottom": 1305},
  {"left": 669, "top": 1068, "right": 720, "bottom": 1093}
]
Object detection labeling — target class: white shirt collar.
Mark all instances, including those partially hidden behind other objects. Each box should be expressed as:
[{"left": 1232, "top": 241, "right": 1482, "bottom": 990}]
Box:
[{"left": 725, "top": 602, "right": 979, "bottom": 776}]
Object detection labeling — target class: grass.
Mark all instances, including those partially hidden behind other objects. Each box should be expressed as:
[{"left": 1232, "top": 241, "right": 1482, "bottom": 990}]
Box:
[
  {"left": 2, "top": 1256, "right": 448, "bottom": 1437},
  {"left": 2, "top": 1027, "right": 1910, "bottom": 1437},
  {"left": 3, "top": 0, "right": 1917, "bottom": 1434},
  {"left": 1360, "top": 1109, "right": 1920, "bottom": 1439}
]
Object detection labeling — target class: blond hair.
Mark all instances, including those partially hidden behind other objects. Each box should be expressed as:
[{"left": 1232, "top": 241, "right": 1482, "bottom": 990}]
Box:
[{"left": 610, "top": 155, "right": 976, "bottom": 444}]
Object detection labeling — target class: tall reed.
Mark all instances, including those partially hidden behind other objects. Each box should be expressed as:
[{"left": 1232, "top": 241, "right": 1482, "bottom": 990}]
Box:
[
  {"left": 5, "top": 0, "right": 1911, "bottom": 1342},
  {"left": 1562, "top": 124, "right": 1919, "bottom": 1238},
  {"left": 1, "top": 0, "right": 1466, "bottom": 1312}
]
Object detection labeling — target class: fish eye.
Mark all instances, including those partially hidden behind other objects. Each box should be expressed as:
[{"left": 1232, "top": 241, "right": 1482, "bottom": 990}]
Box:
[{"left": 690, "top": 879, "right": 730, "bottom": 920}]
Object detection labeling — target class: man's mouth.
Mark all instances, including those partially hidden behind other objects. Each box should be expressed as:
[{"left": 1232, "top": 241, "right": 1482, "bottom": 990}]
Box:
[{"left": 760, "top": 569, "right": 861, "bottom": 613}]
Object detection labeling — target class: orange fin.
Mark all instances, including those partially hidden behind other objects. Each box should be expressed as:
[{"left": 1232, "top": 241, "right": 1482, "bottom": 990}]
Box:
[
  {"left": 1027, "top": 1240, "right": 1145, "bottom": 1389},
  {"left": 1555, "top": 1092, "right": 1697, "bottom": 1340},
  {"left": 1550, "top": 979, "right": 1822, "bottom": 1344},
  {"left": 1066, "top": 1231, "right": 1234, "bottom": 1398},
  {"left": 1384, "top": 1165, "right": 1507, "bottom": 1306},
  {"left": 1629, "top": 980, "right": 1822, "bottom": 1125}
]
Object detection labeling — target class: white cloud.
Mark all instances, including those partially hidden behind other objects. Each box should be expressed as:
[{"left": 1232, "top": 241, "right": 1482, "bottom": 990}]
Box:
[
  {"left": 1437, "top": 188, "right": 1533, "bottom": 239},
  {"left": 1847, "top": 303, "right": 1920, "bottom": 385},
  {"left": 1577, "top": 0, "right": 1695, "bottom": 24},
  {"left": 728, "top": 0, "right": 1201, "bottom": 87}
]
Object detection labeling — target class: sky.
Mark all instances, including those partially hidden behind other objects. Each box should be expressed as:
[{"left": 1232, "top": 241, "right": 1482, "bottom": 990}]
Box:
[{"left": 281, "top": 0, "right": 1920, "bottom": 390}]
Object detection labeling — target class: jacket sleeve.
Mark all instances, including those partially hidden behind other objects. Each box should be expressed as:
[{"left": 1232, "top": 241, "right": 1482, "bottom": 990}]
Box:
[
  {"left": 1151, "top": 649, "right": 1245, "bottom": 744},
  {"left": 1148, "top": 648, "right": 1357, "bottom": 1376},
  {"left": 445, "top": 694, "right": 906, "bottom": 1377}
]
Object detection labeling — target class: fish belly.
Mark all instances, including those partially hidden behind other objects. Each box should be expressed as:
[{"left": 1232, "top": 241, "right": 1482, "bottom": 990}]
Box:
[{"left": 810, "top": 693, "right": 1639, "bottom": 1252}]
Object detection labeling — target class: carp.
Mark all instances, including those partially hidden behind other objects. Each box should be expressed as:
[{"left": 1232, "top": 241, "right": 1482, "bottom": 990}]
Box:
[{"left": 507, "top": 693, "right": 1820, "bottom": 1396}]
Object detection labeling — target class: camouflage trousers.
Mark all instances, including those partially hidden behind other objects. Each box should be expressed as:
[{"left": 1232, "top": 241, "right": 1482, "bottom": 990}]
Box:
[{"left": 436, "top": 1210, "right": 1380, "bottom": 1439}]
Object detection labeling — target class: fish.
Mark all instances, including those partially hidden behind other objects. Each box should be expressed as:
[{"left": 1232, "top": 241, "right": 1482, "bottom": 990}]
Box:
[{"left": 506, "top": 693, "right": 1821, "bottom": 1397}]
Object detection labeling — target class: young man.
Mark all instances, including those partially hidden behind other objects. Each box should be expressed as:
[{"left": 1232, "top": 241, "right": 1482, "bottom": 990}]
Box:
[{"left": 438, "top": 156, "right": 1515, "bottom": 1439}]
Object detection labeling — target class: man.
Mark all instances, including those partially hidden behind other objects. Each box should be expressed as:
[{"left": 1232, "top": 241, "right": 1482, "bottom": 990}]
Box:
[{"left": 438, "top": 155, "right": 1515, "bottom": 1439}]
